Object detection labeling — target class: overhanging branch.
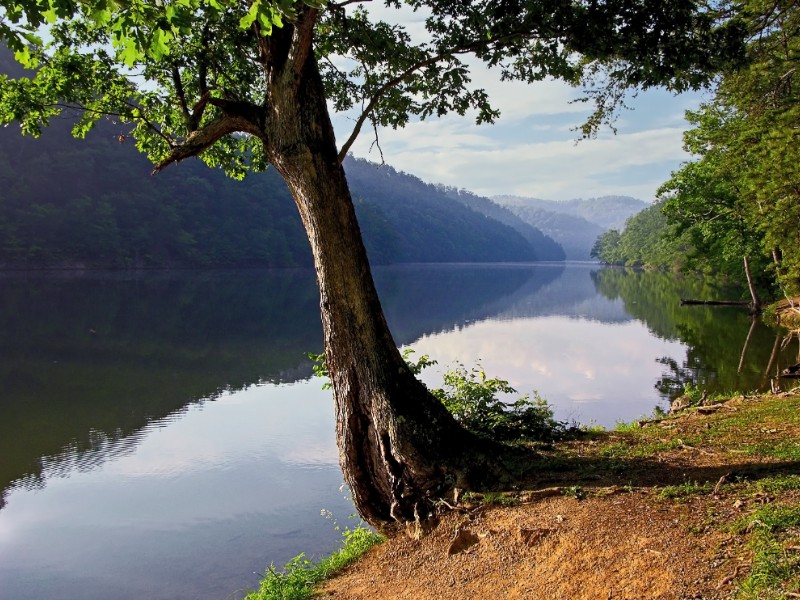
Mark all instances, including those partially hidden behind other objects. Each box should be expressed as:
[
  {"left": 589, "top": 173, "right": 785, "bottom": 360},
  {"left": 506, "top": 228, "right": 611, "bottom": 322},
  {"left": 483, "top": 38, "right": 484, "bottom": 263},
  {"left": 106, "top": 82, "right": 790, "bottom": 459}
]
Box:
[
  {"left": 335, "top": 32, "right": 528, "bottom": 163},
  {"left": 151, "top": 112, "right": 261, "bottom": 174}
]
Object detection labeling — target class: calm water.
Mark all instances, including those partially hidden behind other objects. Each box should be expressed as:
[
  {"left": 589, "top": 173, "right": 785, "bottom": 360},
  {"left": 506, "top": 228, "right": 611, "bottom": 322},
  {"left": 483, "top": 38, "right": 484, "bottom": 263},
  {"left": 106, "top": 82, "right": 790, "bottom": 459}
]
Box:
[{"left": 0, "top": 264, "right": 794, "bottom": 599}]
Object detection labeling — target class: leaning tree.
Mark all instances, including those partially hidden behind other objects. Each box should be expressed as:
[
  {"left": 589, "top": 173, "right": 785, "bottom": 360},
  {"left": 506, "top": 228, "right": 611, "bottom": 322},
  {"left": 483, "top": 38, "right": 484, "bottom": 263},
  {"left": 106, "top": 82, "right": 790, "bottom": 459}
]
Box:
[{"left": 0, "top": 0, "right": 745, "bottom": 532}]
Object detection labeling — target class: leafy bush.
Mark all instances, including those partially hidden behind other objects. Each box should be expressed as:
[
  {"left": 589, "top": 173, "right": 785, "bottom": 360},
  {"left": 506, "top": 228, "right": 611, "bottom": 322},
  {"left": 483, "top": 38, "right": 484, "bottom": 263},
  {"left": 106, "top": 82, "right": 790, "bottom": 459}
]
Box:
[
  {"left": 309, "top": 349, "right": 568, "bottom": 442},
  {"left": 245, "top": 517, "right": 383, "bottom": 600},
  {"left": 428, "top": 362, "right": 567, "bottom": 442}
]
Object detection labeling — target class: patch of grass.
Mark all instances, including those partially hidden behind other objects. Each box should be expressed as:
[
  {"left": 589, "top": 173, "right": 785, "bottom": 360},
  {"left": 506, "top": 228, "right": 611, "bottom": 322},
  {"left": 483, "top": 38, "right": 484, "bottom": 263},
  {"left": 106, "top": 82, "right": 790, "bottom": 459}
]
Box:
[
  {"left": 735, "top": 504, "right": 800, "bottom": 599},
  {"left": 480, "top": 491, "right": 518, "bottom": 506},
  {"left": 613, "top": 406, "right": 669, "bottom": 432},
  {"left": 245, "top": 521, "right": 383, "bottom": 600},
  {"left": 599, "top": 436, "right": 681, "bottom": 460},
  {"left": 754, "top": 475, "right": 800, "bottom": 495},
  {"left": 460, "top": 491, "right": 518, "bottom": 506},
  {"left": 562, "top": 485, "right": 587, "bottom": 500},
  {"left": 657, "top": 480, "right": 712, "bottom": 501},
  {"left": 743, "top": 441, "right": 800, "bottom": 462}
]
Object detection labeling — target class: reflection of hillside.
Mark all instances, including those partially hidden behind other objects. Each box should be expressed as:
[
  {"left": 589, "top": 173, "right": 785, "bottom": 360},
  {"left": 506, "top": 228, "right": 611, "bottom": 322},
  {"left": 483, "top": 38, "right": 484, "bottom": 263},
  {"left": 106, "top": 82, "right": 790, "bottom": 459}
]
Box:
[
  {"left": 592, "top": 268, "right": 794, "bottom": 400},
  {"left": 0, "top": 270, "right": 322, "bottom": 509},
  {"left": 376, "top": 264, "right": 564, "bottom": 342},
  {"left": 488, "top": 264, "right": 631, "bottom": 322},
  {"left": 0, "top": 265, "right": 566, "bottom": 509}
]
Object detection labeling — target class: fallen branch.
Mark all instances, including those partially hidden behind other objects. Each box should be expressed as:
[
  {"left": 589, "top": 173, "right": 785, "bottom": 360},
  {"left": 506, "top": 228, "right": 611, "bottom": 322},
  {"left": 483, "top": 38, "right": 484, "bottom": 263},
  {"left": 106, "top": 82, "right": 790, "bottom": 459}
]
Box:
[
  {"left": 717, "top": 563, "right": 750, "bottom": 589},
  {"left": 680, "top": 299, "right": 750, "bottom": 307}
]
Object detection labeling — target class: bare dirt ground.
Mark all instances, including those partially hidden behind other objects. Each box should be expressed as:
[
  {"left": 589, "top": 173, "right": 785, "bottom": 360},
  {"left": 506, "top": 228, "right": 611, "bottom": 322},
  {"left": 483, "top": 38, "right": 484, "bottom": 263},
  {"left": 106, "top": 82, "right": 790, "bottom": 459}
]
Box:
[{"left": 320, "top": 393, "right": 800, "bottom": 600}]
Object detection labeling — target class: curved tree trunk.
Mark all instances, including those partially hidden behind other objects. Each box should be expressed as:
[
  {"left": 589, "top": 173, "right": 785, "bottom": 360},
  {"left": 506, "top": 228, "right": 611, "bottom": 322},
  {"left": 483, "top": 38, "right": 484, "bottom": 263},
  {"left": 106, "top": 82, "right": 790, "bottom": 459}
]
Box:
[
  {"left": 258, "top": 28, "right": 503, "bottom": 532},
  {"left": 743, "top": 255, "right": 762, "bottom": 314}
]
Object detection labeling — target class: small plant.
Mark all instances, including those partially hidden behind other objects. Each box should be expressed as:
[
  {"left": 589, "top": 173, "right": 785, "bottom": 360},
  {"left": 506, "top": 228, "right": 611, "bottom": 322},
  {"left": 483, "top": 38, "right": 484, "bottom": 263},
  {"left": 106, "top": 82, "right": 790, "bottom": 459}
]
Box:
[
  {"left": 562, "top": 485, "right": 587, "bottom": 500},
  {"left": 401, "top": 348, "right": 437, "bottom": 374},
  {"left": 657, "top": 480, "right": 712, "bottom": 500},
  {"left": 734, "top": 504, "right": 800, "bottom": 599},
  {"left": 430, "top": 362, "right": 568, "bottom": 442},
  {"left": 245, "top": 515, "right": 383, "bottom": 600},
  {"left": 306, "top": 351, "right": 332, "bottom": 390}
]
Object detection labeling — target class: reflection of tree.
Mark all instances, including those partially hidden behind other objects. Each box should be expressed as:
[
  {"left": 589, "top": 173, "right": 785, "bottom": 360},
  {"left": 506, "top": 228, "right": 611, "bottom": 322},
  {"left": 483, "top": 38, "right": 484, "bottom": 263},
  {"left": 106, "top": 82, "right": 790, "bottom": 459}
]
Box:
[
  {"left": 593, "top": 268, "right": 794, "bottom": 403},
  {"left": 0, "top": 270, "right": 324, "bottom": 509},
  {"left": 0, "top": 265, "right": 559, "bottom": 510}
]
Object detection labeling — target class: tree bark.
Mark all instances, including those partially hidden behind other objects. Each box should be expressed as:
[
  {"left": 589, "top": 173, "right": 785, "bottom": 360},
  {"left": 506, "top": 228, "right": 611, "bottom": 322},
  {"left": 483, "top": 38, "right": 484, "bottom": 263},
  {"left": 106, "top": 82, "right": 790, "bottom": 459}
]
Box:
[
  {"left": 743, "top": 255, "right": 762, "bottom": 314},
  {"left": 257, "top": 26, "right": 504, "bottom": 532}
]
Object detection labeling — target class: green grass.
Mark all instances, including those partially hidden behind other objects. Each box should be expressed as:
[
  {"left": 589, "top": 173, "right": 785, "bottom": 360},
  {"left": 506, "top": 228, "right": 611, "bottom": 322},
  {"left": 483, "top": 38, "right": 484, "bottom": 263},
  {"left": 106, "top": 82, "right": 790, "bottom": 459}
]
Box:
[
  {"left": 734, "top": 504, "right": 800, "bottom": 599},
  {"left": 245, "top": 523, "right": 384, "bottom": 600},
  {"left": 743, "top": 441, "right": 800, "bottom": 462},
  {"left": 657, "top": 480, "right": 712, "bottom": 500},
  {"left": 754, "top": 475, "right": 800, "bottom": 495}
]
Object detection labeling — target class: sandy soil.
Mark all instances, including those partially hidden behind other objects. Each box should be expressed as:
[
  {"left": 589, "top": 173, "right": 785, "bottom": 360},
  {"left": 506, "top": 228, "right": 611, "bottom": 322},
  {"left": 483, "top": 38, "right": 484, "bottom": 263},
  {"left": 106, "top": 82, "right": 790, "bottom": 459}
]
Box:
[{"left": 320, "top": 394, "right": 800, "bottom": 599}]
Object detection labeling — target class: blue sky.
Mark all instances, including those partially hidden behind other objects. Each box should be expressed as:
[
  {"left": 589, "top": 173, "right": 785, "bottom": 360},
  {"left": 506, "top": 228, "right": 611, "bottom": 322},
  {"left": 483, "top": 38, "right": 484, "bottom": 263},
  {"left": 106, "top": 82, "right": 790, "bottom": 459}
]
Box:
[
  {"left": 332, "top": 79, "right": 706, "bottom": 204},
  {"left": 328, "top": 5, "right": 709, "bottom": 204}
]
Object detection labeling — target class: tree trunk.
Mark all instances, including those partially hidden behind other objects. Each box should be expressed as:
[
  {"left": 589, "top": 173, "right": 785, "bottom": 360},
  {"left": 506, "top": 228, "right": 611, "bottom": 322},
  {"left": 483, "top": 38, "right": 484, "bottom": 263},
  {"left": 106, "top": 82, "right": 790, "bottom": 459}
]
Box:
[
  {"left": 260, "top": 33, "right": 501, "bottom": 532},
  {"left": 743, "top": 255, "right": 762, "bottom": 314}
]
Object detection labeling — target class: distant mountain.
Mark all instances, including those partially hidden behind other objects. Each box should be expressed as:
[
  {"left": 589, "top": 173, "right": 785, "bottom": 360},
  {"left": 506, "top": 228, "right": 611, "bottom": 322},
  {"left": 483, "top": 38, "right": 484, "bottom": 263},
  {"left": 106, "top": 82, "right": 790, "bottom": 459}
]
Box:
[
  {"left": 436, "top": 187, "right": 565, "bottom": 261},
  {"left": 345, "top": 158, "right": 554, "bottom": 264},
  {"left": 495, "top": 195, "right": 648, "bottom": 231},
  {"left": 494, "top": 195, "right": 648, "bottom": 260}
]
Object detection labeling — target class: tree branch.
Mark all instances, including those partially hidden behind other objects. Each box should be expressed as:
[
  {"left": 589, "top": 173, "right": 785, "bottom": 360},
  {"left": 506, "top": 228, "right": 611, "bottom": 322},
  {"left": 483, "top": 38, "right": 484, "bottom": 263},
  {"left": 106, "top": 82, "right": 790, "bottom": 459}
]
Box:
[
  {"left": 152, "top": 110, "right": 262, "bottom": 174},
  {"left": 287, "top": 6, "right": 318, "bottom": 84},
  {"left": 337, "top": 52, "right": 443, "bottom": 162},
  {"left": 171, "top": 65, "right": 192, "bottom": 127},
  {"left": 336, "top": 32, "right": 528, "bottom": 163}
]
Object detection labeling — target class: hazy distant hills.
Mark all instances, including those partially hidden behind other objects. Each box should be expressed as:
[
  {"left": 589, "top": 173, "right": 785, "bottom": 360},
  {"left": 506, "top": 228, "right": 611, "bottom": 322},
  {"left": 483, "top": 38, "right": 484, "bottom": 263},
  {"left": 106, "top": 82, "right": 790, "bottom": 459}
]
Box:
[
  {"left": 344, "top": 158, "right": 564, "bottom": 263},
  {"left": 2, "top": 47, "right": 650, "bottom": 269},
  {"left": 494, "top": 195, "right": 648, "bottom": 260},
  {"left": 438, "top": 187, "right": 565, "bottom": 261}
]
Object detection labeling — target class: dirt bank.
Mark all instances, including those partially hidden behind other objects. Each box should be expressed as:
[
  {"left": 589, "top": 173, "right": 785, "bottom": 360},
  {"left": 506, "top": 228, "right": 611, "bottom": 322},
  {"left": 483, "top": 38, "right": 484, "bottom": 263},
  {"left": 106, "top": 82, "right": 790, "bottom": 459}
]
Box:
[{"left": 321, "top": 392, "right": 800, "bottom": 599}]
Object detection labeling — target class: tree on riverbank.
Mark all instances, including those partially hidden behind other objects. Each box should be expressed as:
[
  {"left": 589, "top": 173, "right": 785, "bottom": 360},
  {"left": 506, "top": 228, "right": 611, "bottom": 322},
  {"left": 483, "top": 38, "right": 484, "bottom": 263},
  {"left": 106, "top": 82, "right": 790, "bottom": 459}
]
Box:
[
  {"left": 0, "top": 0, "right": 745, "bottom": 531},
  {"left": 594, "top": 0, "right": 800, "bottom": 301}
]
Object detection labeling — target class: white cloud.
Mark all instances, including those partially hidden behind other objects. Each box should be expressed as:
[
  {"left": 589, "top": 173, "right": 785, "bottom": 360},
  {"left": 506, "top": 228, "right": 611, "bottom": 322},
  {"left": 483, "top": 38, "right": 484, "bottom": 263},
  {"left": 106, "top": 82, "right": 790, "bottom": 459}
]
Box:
[
  {"left": 328, "top": 4, "right": 702, "bottom": 201},
  {"left": 337, "top": 111, "right": 690, "bottom": 201}
]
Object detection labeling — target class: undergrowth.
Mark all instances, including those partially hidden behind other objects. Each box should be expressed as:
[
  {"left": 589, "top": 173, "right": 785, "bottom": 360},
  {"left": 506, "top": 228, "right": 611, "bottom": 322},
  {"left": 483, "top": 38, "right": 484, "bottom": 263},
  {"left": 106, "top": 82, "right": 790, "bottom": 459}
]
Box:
[
  {"left": 734, "top": 504, "right": 800, "bottom": 599},
  {"left": 245, "top": 518, "right": 383, "bottom": 600}
]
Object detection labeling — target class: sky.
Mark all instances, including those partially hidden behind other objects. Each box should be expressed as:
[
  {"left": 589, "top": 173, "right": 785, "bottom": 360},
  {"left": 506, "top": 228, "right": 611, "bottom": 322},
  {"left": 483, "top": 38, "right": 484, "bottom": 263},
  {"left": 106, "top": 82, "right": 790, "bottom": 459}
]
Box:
[{"left": 328, "top": 5, "right": 709, "bottom": 204}]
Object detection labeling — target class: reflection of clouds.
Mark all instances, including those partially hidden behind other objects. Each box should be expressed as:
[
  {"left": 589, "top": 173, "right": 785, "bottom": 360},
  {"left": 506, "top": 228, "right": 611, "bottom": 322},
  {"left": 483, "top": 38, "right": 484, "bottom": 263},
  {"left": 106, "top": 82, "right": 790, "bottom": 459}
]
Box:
[
  {"left": 409, "top": 316, "right": 687, "bottom": 427},
  {"left": 282, "top": 442, "right": 339, "bottom": 468},
  {"left": 105, "top": 383, "right": 336, "bottom": 479}
]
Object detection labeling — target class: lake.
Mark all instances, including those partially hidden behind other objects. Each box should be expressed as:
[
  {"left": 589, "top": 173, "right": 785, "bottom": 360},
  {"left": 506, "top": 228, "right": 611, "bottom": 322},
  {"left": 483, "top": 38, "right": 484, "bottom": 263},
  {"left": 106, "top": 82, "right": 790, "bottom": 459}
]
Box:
[{"left": 0, "top": 264, "right": 795, "bottom": 599}]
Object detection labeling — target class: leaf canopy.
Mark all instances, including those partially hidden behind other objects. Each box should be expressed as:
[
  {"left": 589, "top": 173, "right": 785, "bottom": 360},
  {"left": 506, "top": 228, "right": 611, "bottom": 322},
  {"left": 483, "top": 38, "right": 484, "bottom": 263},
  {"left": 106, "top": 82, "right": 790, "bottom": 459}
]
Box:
[{"left": 0, "top": 0, "right": 747, "bottom": 175}]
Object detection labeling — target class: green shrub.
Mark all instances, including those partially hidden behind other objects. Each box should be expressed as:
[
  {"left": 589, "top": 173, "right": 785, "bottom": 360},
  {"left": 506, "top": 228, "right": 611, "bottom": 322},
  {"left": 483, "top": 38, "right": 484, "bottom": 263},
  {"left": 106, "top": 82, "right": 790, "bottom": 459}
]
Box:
[
  {"left": 245, "top": 519, "right": 383, "bottom": 600},
  {"left": 429, "top": 362, "right": 567, "bottom": 442}
]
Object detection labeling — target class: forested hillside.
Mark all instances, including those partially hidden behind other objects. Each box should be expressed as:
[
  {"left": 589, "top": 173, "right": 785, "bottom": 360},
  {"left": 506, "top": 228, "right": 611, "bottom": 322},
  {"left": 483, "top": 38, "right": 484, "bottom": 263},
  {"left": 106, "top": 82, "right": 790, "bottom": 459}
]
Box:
[
  {"left": 1, "top": 53, "right": 567, "bottom": 268},
  {"left": 1, "top": 45, "right": 565, "bottom": 268},
  {"left": 592, "top": 1, "right": 800, "bottom": 300},
  {"left": 494, "top": 195, "right": 646, "bottom": 260},
  {"left": 0, "top": 113, "right": 315, "bottom": 268},
  {"left": 344, "top": 159, "right": 560, "bottom": 263},
  {"left": 439, "top": 188, "right": 565, "bottom": 261}
]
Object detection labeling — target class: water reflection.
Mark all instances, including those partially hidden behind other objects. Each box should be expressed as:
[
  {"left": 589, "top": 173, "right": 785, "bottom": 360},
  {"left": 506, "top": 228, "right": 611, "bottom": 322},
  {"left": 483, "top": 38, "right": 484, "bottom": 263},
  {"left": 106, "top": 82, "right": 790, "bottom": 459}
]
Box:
[
  {"left": 592, "top": 268, "right": 795, "bottom": 397},
  {"left": 0, "top": 265, "right": 796, "bottom": 600}
]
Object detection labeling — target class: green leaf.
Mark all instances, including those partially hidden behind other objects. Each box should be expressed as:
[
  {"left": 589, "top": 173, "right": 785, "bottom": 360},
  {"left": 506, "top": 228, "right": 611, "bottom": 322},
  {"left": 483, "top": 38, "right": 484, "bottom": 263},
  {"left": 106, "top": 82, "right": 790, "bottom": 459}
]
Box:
[
  {"left": 13, "top": 45, "right": 37, "bottom": 68},
  {"left": 239, "top": 2, "right": 260, "bottom": 29}
]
